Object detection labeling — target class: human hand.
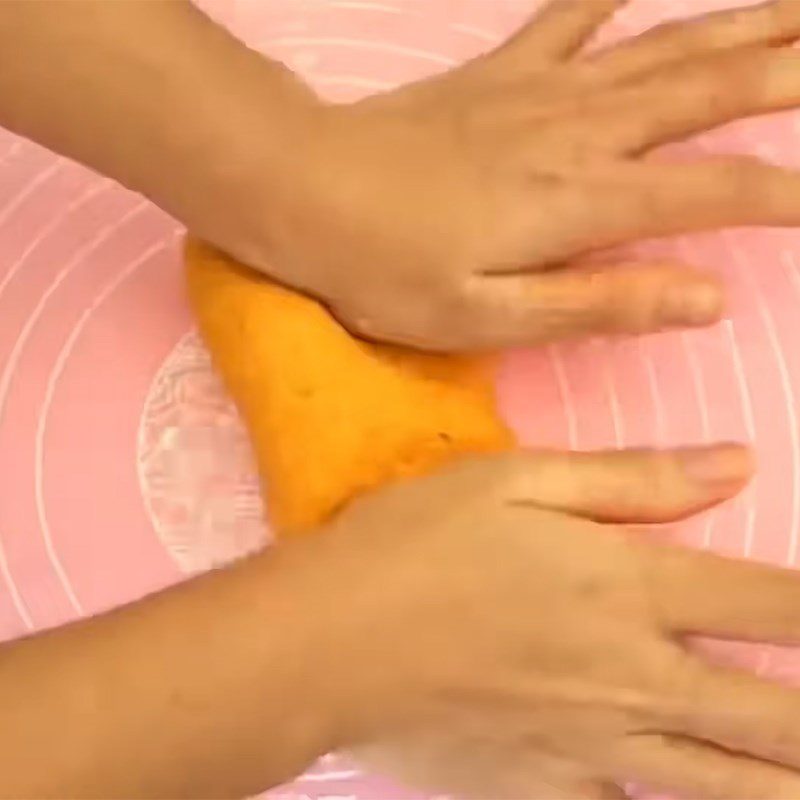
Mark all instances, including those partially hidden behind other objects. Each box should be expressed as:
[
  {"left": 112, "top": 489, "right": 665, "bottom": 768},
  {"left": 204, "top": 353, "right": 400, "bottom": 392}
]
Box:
[
  {"left": 280, "top": 445, "right": 800, "bottom": 799},
  {"left": 227, "top": 0, "right": 800, "bottom": 350}
]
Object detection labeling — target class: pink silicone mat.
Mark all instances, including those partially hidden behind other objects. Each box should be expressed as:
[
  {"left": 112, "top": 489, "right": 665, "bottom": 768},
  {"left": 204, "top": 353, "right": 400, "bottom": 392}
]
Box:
[{"left": 2, "top": 1, "right": 800, "bottom": 797}]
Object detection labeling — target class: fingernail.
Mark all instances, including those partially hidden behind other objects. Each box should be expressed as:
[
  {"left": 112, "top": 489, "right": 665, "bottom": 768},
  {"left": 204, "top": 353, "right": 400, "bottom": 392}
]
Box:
[
  {"left": 660, "top": 281, "right": 723, "bottom": 327},
  {"left": 680, "top": 444, "right": 754, "bottom": 486}
]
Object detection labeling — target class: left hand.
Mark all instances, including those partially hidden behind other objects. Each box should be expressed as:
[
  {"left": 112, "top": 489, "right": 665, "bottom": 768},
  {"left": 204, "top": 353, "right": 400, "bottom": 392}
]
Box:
[{"left": 225, "top": 0, "right": 800, "bottom": 350}]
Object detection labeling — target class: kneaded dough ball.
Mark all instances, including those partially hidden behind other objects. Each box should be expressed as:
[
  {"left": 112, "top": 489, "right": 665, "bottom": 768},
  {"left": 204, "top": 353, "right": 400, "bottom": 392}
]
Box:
[{"left": 185, "top": 238, "right": 513, "bottom": 535}]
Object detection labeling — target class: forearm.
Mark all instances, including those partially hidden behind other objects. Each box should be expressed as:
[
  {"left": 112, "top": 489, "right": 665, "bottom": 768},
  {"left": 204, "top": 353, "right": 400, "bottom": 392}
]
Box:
[
  {"left": 0, "top": 0, "right": 315, "bottom": 252},
  {"left": 0, "top": 549, "right": 344, "bottom": 798}
]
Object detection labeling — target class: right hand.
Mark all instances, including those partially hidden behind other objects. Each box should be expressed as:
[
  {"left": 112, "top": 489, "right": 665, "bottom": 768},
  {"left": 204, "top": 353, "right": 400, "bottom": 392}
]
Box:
[{"left": 280, "top": 446, "right": 800, "bottom": 799}]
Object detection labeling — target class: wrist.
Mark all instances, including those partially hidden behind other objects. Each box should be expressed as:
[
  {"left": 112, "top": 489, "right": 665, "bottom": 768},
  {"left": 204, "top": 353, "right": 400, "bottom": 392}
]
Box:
[
  {"left": 247, "top": 546, "right": 361, "bottom": 756},
  {"left": 255, "top": 538, "right": 411, "bottom": 753},
  {"left": 190, "top": 64, "right": 322, "bottom": 265},
  {"left": 135, "top": 8, "right": 321, "bottom": 255}
]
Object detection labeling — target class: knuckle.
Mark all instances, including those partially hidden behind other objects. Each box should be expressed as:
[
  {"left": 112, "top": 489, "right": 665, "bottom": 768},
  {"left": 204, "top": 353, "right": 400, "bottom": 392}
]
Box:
[
  {"left": 582, "top": 271, "right": 654, "bottom": 334},
  {"left": 720, "top": 47, "right": 772, "bottom": 98},
  {"left": 561, "top": 453, "right": 624, "bottom": 508},
  {"left": 486, "top": 451, "right": 539, "bottom": 495},
  {"left": 676, "top": 49, "right": 769, "bottom": 117},
  {"left": 651, "top": 654, "right": 709, "bottom": 722},
  {"left": 635, "top": 451, "right": 680, "bottom": 501},
  {"left": 712, "top": 157, "right": 769, "bottom": 207}
]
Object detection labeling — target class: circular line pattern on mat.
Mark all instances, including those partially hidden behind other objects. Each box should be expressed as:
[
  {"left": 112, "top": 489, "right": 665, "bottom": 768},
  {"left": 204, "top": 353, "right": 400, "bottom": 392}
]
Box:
[{"left": 137, "top": 331, "right": 269, "bottom": 576}]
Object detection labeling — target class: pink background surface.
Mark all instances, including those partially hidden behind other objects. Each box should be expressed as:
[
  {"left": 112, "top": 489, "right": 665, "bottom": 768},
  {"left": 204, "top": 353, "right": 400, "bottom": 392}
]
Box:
[{"left": 2, "top": 1, "right": 800, "bottom": 797}]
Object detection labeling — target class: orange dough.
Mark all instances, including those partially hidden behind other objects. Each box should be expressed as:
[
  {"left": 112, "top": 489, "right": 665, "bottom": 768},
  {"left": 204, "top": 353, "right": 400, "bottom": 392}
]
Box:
[{"left": 185, "top": 239, "right": 514, "bottom": 535}]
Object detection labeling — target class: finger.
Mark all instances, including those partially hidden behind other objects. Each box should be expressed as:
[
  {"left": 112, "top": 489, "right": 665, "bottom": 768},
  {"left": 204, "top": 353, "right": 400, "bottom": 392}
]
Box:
[
  {"left": 586, "top": 1, "right": 800, "bottom": 83},
  {"left": 657, "top": 660, "right": 800, "bottom": 772},
  {"left": 642, "top": 545, "right": 800, "bottom": 643},
  {"left": 602, "top": 46, "right": 800, "bottom": 153},
  {"left": 469, "top": 263, "right": 723, "bottom": 347},
  {"left": 493, "top": 0, "right": 624, "bottom": 68},
  {"left": 629, "top": 157, "right": 800, "bottom": 236},
  {"left": 615, "top": 733, "right": 800, "bottom": 800},
  {"left": 509, "top": 158, "right": 800, "bottom": 258},
  {"left": 501, "top": 444, "right": 753, "bottom": 524}
]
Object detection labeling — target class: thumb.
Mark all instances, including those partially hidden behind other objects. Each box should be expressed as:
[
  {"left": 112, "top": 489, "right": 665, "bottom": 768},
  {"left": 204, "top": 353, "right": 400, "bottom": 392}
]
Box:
[
  {"left": 498, "top": 445, "right": 753, "bottom": 524},
  {"left": 468, "top": 263, "right": 724, "bottom": 348}
]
